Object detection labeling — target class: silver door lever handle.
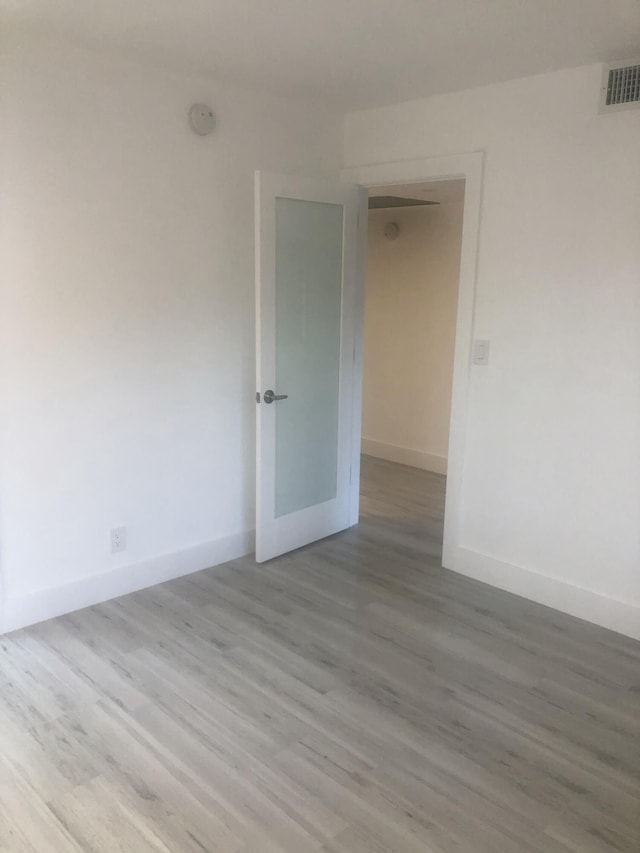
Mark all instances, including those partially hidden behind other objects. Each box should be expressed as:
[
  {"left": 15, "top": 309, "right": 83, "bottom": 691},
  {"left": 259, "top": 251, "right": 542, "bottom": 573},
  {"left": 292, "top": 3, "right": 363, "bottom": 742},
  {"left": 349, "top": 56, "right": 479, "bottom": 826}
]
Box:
[{"left": 263, "top": 389, "right": 288, "bottom": 404}]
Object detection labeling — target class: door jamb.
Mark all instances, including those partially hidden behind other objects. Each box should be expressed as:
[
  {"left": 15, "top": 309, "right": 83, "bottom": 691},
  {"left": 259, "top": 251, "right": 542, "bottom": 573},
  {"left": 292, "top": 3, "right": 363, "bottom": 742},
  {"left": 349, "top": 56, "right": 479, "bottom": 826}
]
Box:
[{"left": 341, "top": 152, "right": 484, "bottom": 569}]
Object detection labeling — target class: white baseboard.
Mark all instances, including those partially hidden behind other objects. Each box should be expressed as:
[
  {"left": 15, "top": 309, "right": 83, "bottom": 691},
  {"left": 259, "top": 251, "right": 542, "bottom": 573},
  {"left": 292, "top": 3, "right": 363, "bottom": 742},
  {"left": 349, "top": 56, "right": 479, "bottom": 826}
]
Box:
[
  {"left": 445, "top": 544, "right": 640, "bottom": 641},
  {"left": 362, "top": 438, "right": 447, "bottom": 475},
  {"left": 0, "top": 529, "right": 254, "bottom": 635},
  {"left": 5, "top": 528, "right": 637, "bottom": 643}
]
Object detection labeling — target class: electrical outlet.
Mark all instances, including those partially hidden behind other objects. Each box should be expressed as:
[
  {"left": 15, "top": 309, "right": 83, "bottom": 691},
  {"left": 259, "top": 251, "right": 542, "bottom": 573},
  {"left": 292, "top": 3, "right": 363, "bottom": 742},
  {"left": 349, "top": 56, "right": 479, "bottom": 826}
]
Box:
[{"left": 110, "top": 526, "right": 126, "bottom": 554}]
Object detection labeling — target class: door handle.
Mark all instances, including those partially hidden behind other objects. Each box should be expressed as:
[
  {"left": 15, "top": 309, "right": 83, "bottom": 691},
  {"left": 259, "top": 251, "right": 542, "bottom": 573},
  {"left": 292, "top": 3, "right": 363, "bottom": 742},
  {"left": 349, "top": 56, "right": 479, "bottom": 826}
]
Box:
[{"left": 263, "top": 389, "right": 288, "bottom": 404}]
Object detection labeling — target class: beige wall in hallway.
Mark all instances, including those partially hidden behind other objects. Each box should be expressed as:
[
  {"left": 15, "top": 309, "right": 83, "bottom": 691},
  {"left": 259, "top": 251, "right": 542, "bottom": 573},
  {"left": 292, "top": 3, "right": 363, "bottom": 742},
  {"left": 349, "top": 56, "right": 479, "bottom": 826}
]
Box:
[{"left": 362, "top": 201, "right": 464, "bottom": 474}]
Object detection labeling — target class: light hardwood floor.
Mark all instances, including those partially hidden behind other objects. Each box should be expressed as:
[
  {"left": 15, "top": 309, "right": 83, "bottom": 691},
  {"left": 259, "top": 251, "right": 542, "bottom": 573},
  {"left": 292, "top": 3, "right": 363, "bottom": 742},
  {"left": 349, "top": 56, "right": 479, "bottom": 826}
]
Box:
[{"left": 1, "top": 455, "right": 639, "bottom": 852}]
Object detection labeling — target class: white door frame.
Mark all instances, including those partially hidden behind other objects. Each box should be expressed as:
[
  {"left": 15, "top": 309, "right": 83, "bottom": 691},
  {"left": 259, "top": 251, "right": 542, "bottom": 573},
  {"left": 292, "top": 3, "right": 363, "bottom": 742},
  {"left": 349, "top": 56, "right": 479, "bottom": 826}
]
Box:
[{"left": 341, "top": 152, "right": 484, "bottom": 569}]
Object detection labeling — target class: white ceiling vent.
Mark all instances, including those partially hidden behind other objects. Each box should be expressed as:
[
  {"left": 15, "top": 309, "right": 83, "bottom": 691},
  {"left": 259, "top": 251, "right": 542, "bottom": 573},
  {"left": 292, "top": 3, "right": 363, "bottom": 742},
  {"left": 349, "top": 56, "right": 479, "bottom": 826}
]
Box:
[{"left": 600, "top": 60, "right": 640, "bottom": 113}]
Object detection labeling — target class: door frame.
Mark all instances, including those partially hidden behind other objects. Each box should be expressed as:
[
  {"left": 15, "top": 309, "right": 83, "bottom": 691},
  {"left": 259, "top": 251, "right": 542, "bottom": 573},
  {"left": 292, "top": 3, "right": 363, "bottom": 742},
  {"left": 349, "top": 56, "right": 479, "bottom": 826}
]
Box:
[{"left": 341, "top": 152, "right": 484, "bottom": 569}]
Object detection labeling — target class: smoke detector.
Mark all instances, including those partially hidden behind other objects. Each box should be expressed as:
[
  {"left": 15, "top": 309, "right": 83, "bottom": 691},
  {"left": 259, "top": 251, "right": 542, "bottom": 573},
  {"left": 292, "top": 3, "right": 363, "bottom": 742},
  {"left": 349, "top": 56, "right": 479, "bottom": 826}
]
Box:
[{"left": 189, "top": 103, "right": 216, "bottom": 135}]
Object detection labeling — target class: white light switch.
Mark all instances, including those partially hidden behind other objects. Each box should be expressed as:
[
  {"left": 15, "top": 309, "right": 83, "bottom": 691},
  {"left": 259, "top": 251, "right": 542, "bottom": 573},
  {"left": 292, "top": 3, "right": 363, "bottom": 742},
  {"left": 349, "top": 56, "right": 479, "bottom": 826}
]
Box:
[{"left": 472, "top": 339, "right": 490, "bottom": 366}]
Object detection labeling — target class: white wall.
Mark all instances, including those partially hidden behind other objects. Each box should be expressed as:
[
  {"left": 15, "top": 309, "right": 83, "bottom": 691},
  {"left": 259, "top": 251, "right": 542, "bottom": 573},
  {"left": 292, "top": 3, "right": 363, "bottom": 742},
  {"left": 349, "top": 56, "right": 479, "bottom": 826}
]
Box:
[
  {"left": 346, "top": 64, "right": 640, "bottom": 639},
  {"left": 0, "top": 31, "right": 342, "bottom": 631},
  {"left": 3, "top": 36, "right": 639, "bottom": 640},
  {"left": 362, "top": 203, "right": 463, "bottom": 475}
]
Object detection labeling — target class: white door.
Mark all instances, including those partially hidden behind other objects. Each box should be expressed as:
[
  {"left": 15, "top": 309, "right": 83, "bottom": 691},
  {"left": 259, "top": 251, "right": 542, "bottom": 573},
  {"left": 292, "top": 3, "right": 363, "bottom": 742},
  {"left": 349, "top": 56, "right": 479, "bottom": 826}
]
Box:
[{"left": 255, "top": 171, "right": 366, "bottom": 562}]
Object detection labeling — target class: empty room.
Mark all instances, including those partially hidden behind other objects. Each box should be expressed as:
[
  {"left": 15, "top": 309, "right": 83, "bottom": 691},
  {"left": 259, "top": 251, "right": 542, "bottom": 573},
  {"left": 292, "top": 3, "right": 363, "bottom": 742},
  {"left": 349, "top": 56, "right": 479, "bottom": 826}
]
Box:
[{"left": 1, "top": 2, "right": 639, "bottom": 851}]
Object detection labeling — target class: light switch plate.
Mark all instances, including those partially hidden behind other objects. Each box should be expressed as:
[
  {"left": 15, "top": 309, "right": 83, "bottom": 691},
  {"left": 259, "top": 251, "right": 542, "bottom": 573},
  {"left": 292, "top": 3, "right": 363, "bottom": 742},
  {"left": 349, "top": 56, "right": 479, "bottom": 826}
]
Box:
[{"left": 472, "top": 339, "right": 490, "bottom": 365}]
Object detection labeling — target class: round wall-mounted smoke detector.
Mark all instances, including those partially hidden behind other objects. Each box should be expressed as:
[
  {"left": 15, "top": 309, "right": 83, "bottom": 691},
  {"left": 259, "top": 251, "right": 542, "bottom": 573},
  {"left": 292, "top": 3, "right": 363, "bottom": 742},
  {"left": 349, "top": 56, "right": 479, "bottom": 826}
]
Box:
[
  {"left": 189, "top": 103, "right": 216, "bottom": 136},
  {"left": 384, "top": 221, "right": 400, "bottom": 241}
]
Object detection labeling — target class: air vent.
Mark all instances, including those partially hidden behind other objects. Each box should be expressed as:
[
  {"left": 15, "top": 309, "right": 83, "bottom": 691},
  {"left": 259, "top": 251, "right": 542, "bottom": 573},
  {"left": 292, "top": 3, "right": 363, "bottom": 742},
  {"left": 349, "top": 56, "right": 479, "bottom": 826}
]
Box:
[{"left": 600, "top": 60, "right": 640, "bottom": 113}]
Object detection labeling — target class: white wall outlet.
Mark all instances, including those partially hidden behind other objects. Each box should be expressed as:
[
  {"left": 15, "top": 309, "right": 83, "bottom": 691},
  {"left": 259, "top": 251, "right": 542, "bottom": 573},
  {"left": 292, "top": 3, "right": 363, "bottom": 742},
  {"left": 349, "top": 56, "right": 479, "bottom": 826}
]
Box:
[
  {"left": 110, "top": 526, "right": 126, "bottom": 553},
  {"left": 472, "top": 339, "right": 490, "bottom": 365}
]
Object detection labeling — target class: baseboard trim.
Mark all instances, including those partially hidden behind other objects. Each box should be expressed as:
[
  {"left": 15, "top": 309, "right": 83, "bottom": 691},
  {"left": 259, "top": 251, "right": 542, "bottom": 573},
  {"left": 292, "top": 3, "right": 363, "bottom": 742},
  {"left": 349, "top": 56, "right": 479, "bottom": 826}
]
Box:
[
  {"left": 5, "top": 529, "right": 636, "bottom": 642},
  {"left": 447, "top": 545, "right": 640, "bottom": 641},
  {"left": 362, "top": 438, "right": 447, "bottom": 475},
  {"left": 0, "top": 530, "right": 255, "bottom": 635}
]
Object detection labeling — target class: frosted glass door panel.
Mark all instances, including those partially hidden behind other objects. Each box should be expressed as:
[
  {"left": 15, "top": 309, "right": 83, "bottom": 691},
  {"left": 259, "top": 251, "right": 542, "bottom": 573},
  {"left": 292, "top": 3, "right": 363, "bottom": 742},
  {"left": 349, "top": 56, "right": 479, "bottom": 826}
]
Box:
[{"left": 274, "top": 197, "right": 344, "bottom": 518}]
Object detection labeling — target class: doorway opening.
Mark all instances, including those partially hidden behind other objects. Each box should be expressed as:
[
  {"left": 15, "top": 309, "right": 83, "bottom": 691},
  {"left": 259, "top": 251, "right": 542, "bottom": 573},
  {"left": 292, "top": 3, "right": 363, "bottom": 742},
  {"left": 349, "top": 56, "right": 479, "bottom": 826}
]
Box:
[
  {"left": 255, "top": 153, "right": 482, "bottom": 566},
  {"left": 359, "top": 179, "right": 466, "bottom": 561}
]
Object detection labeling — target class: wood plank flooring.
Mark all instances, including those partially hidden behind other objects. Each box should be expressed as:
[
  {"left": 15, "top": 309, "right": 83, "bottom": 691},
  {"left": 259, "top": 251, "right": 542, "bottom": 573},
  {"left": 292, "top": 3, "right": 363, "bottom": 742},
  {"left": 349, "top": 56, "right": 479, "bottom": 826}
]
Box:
[{"left": 1, "top": 455, "right": 639, "bottom": 852}]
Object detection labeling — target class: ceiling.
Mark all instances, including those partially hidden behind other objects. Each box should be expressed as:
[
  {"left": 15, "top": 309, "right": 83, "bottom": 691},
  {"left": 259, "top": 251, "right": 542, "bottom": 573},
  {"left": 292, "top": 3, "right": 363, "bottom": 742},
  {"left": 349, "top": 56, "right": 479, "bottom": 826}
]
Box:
[
  {"left": 3, "top": 0, "right": 640, "bottom": 110},
  {"left": 370, "top": 181, "right": 466, "bottom": 206}
]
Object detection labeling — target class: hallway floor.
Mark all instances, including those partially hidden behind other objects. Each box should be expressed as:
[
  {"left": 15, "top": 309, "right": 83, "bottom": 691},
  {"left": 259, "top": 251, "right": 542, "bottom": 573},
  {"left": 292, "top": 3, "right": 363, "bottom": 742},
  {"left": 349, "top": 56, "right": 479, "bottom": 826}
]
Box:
[{"left": 0, "top": 456, "right": 638, "bottom": 851}]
